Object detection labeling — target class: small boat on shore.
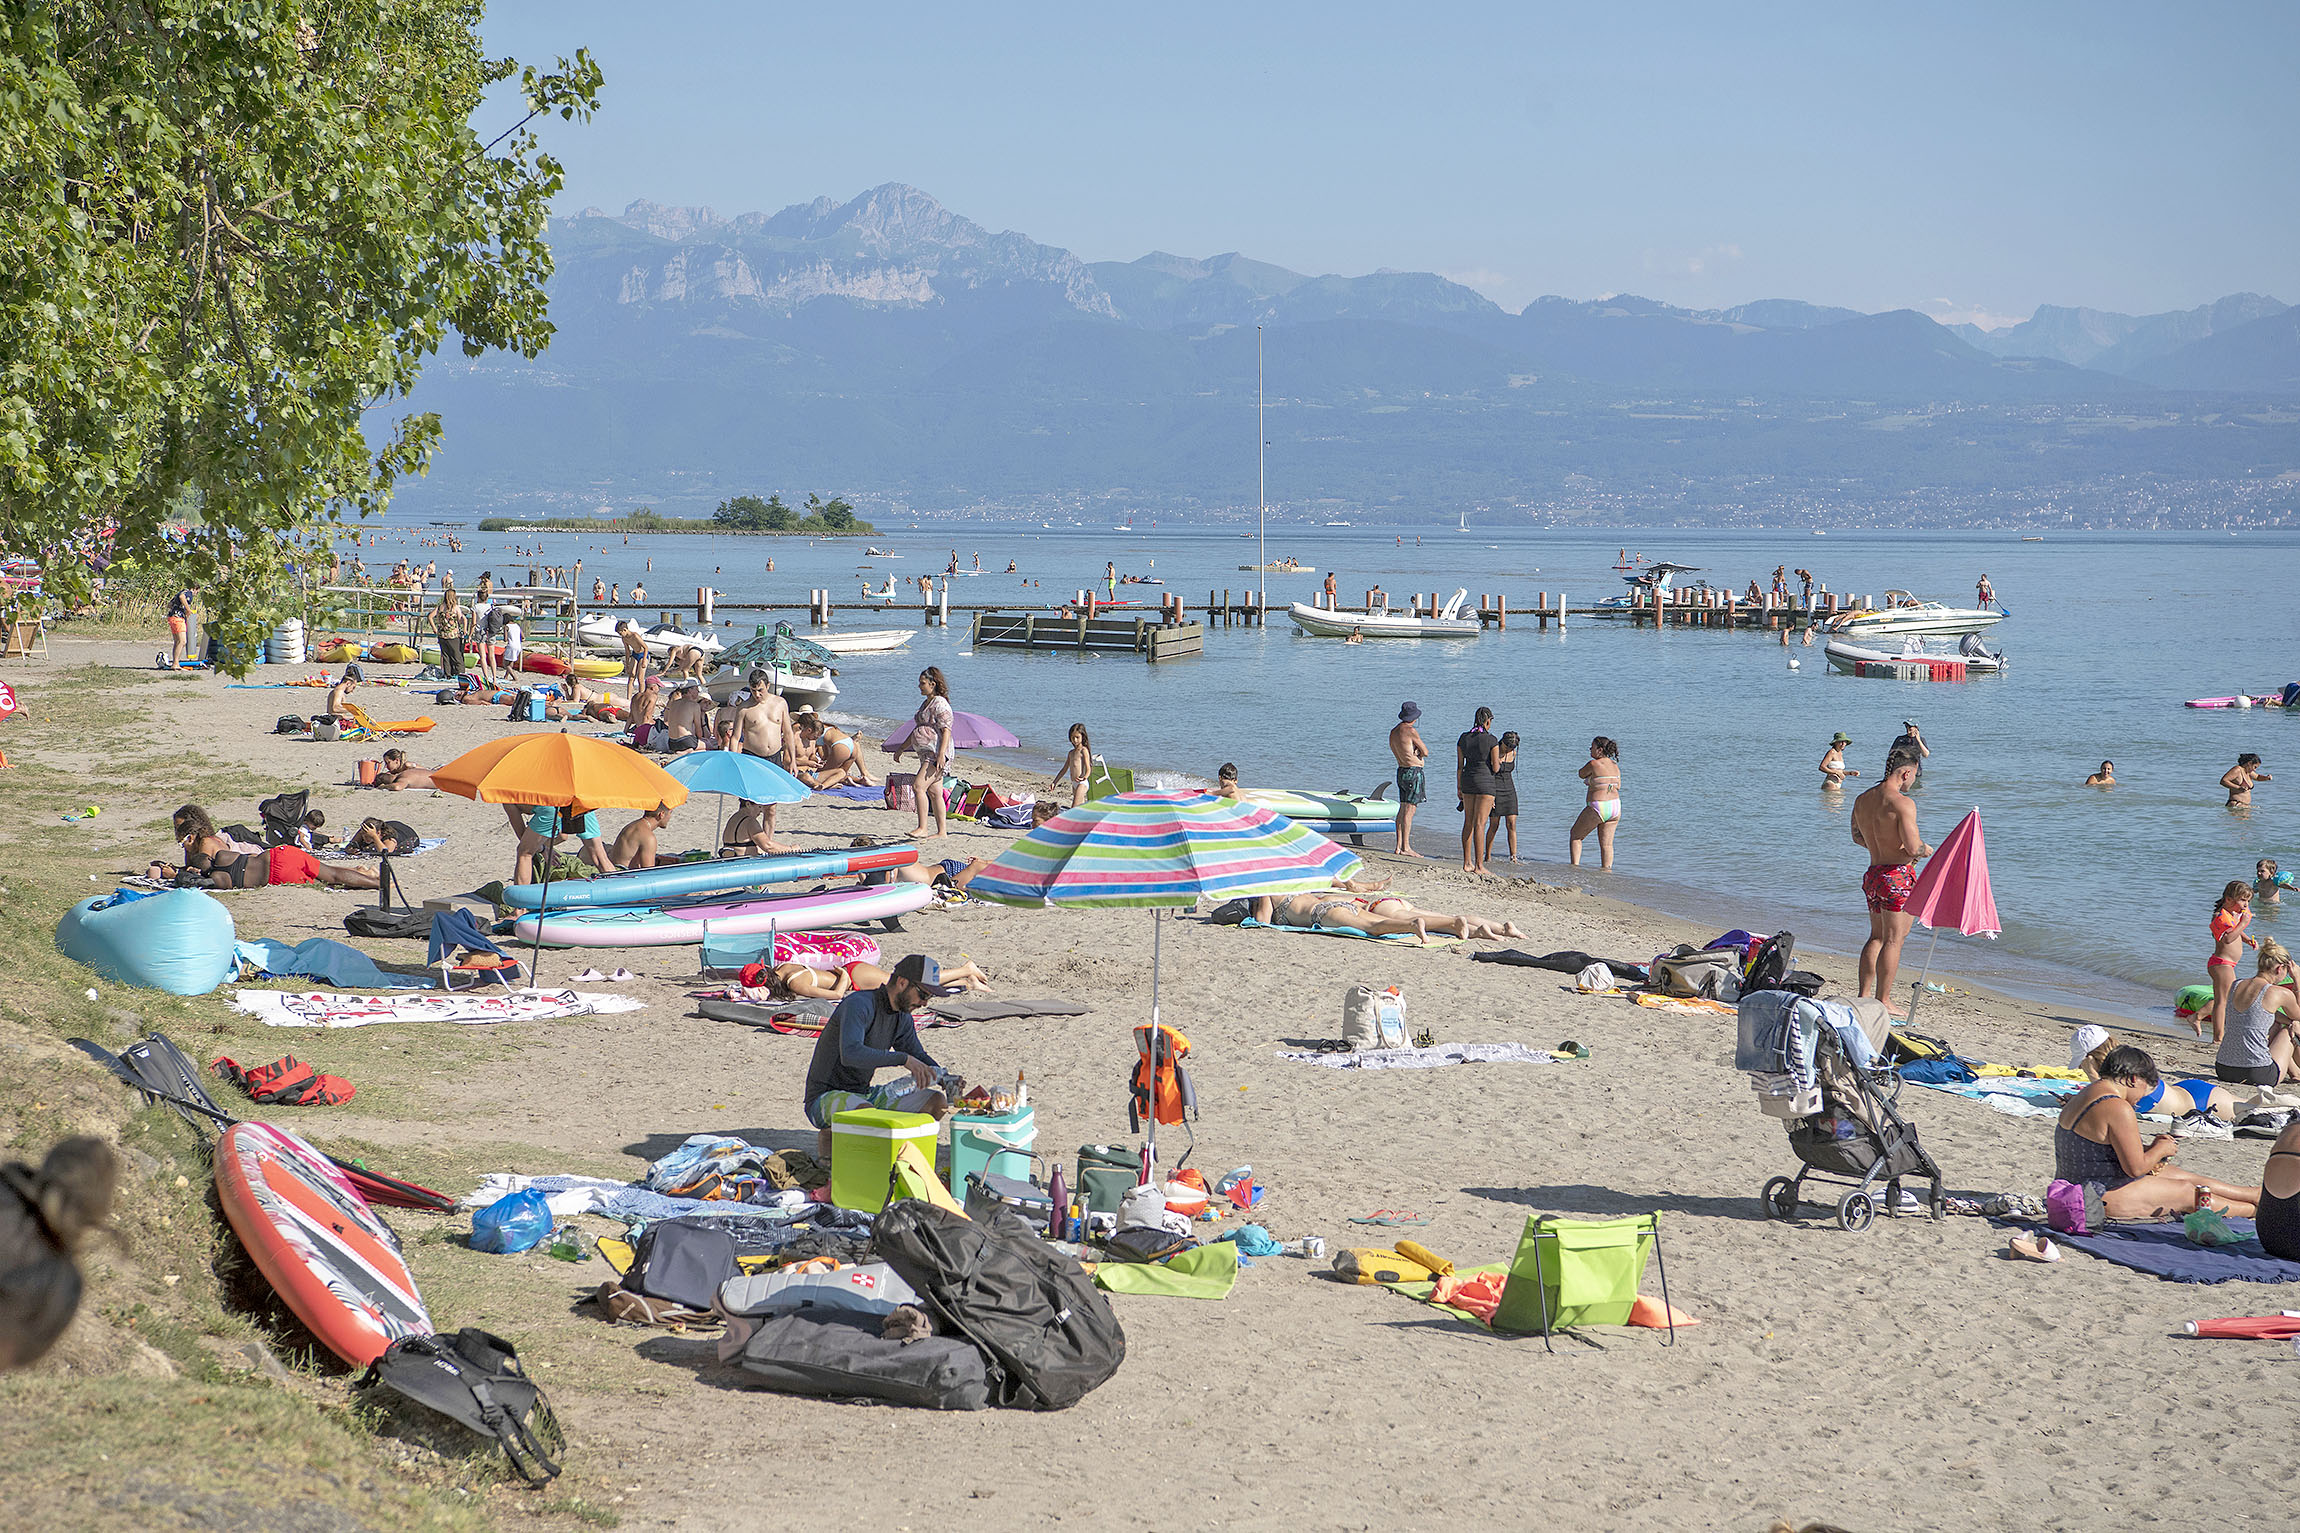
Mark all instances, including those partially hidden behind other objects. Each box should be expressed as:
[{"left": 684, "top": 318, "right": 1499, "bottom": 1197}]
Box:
[
  {"left": 702, "top": 663, "right": 838, "bottom": 712},
  {"left": 1288, "top": 589, "right": 1480, "bottom": 639},
  {"left": 1825, "top": 636, "right": 2006, "bottom": 680},
  {"left": 815, "top": 629, "right": 915, "bottom": 655}
]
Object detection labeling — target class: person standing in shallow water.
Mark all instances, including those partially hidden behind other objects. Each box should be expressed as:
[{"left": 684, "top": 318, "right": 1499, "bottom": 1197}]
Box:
[
  {"left": 1390, "top": 702, "right": 1428, "bottom": 857},
  {"left": 1852, "top": 751, "right": 1933, "bottom": 1016},
  {"left": 1569, "top": 737, "right": 1622, "bottom": 869},
  {"left": 1456, "top": 707, "right": 1496, "bottom": 874}
]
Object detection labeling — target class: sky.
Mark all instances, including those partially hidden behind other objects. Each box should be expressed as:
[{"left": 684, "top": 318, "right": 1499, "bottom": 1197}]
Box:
[{"left": 482, "top": 2, "right": 2299, "bottom": 327}]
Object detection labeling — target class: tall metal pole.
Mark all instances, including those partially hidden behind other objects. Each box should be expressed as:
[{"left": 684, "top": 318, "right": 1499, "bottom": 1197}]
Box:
[{"left": 1257, "top": 325, "right": 1266, "bottom": 618}]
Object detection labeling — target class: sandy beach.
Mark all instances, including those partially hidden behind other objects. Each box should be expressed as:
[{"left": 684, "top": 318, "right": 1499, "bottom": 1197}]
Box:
[{"left": 6, "top": 634, "right": 2293, "bottom": 1533}]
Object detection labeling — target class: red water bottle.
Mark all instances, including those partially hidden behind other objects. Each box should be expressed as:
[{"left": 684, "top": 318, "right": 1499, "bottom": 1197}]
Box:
[{"left": 1047, "top": 1165, "right": 1068, "bottom": 1239}]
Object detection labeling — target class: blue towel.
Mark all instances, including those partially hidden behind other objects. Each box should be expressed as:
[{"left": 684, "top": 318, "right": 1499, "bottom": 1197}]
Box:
[
  {"left": 1899, "top": 1056, "right": 1981, "bottom": 1085},
  {"left": 2014, "top": 1219, "right": 2300, "bottom": 1284},
  {"left": 427, "top": 908, "right": 516, "bottom": 984},
  {"left": 234, "top": 936, "right": 433, "bottom": 990},
  {"left": 813, "top": 783, "right": 885, "bottom": 804}
]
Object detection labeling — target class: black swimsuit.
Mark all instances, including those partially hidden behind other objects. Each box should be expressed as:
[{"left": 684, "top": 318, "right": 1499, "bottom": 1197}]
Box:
[
  {"left": 2258, "top": 1150, "right": 2300, "bottom": 1260},
  {"left": 189, "top": 846, "right": 267, "bottom": 889},
  {"left": 1457, "top": 729, "right": 1496, "bottom": 797},
  {"left": 1490, "top": 754, "right": 1518, "bottom": 817}
]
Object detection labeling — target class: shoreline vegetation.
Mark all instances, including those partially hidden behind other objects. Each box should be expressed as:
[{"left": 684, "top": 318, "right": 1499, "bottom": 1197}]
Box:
[{"left": 477, "top": 492, "right": 875, "bottom": 538}]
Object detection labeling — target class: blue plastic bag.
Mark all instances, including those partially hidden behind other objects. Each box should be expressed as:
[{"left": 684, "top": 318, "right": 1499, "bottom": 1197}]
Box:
[{"left": 470, "top": 1189, "right": 554, "bottom": 1254}]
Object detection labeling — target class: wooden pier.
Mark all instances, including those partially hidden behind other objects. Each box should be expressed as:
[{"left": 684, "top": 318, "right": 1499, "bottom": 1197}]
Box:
[{"left": 969, "top": 608, "right": 1204, "bottom": 662}]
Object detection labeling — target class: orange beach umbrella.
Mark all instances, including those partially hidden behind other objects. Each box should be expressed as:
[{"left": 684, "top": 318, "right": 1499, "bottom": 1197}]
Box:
[{"left": 430, "top": 733, "right": 687, "bottom": 817}]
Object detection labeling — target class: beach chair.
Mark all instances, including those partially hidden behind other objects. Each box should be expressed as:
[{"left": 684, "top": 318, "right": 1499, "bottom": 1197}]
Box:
[
  {"left": 1085, "top": 755, "right": 1134, "bottom": 800},
  {"left": 426, "top": 907, "right": 523, "bottom": 990},
  {"left": 1493, "top": 1213, "right": 1672, "bottom": 1352},
  {"left": 339, "top": 700, "right": 437, "bottom": 737}
]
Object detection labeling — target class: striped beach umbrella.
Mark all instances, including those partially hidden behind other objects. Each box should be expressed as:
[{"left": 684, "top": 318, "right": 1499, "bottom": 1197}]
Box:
[{"left": 970, "top": 790, "right": 1359, "bottom": 1185}]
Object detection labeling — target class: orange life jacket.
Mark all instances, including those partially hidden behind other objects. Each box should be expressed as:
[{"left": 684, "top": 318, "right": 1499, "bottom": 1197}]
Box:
[{"left": 1129, "top": 1023, "right": 1196, "bottom": 1129}]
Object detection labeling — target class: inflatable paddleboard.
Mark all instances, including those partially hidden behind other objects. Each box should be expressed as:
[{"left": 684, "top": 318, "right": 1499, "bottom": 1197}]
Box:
[
  {"left": 2184, "top": 695, "right": 2282, "bottom": 709},
  {"left": 214, "top": 1122, "right": 432, "bottom": 1367},
  {"left": 502, "top": 844, "right": 919, "bottom": 911},
  {"left": 514, "top": 880, "right": 935, "bottom": 948},
  {"left": 1238, "top": 788, "right": 1401, "bottom": 824}
]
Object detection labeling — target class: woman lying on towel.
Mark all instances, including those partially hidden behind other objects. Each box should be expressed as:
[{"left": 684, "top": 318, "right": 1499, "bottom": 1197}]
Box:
[
  {"left": 2054, "top": 1046, "right": 2258, "bottom": 1220},
  {"left": 739, "top": 956, "right": 993, "bottom": 1001},
  {"left": 2071, "top": 1024, "right": 2250, "bottom": 1125},
  {"left": 1242, "top": 886, "right": 1525, "bottom": 943},
  {"left": 149, "top": 805, "right": 382, "bottom": 891}
]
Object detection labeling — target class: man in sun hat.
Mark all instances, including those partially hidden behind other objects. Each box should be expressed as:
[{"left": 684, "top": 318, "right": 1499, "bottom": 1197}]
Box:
[
  {"left": 1389, "top": 702, "right": 1429, "bottom": 856},
  {"left": 1820, "top": 731, "right": 1858, "bottom": 789},
  {"left": 2068, "top": 1024, "right": 2113, "bottom": 1074},
  {"left": 803, "top": 955, "right": 970, "bottom": 1159}
]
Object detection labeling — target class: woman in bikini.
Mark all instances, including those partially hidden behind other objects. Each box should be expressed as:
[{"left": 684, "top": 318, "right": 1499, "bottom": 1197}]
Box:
[
  {"left": 2073, "top": 1026, "right": 2251, "bottom": 1127},
  {"left": 750, "top": 956, "right": 993, "bottom": 1001},
  {"left": 2053, "top": 1046, "right": 2258, "bottom": 1222},
  {"left": 2206, "top": 880, "right": 2259, "bottom": 1041},
  {"left": 1569, "top": 736, "right": 1622, "bottom": 870},
  {"left": 1050, "top": 723, "right": 1093, "bottom": 808},
  {"left": 148, "top": 806, "right": 381, "bottom": 891},
  {"left": 1243, "top": 888, "right": 1522, "bottom": 944},
  {"left": 788, "top": 710, "right": 872, "bottom": 789},
  {"left": 2254, "top": 1115, "right": 2300, "bottom": 1260},
  {"left": 2222, "top": 753, "right": 2270, "bottom": 808}
]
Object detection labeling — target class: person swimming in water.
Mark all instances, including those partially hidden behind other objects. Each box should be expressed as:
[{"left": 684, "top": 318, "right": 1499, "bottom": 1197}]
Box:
[
  {"left": 2086, "top": 760, "right": 2115, "bottom": 787},
  {"left": 2224, "top": 753, "right": 2270, "bottom": 808}
]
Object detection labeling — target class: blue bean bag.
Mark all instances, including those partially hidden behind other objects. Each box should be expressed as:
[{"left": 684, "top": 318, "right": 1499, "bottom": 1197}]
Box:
[{"left": 56, "top": 888, "right": 238, "bottom": 996}]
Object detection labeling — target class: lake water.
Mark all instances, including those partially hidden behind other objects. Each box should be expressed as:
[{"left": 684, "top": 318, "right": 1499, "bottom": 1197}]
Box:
[{"left": 353, "top": 514, "right": 2299, "bottom": 1023}]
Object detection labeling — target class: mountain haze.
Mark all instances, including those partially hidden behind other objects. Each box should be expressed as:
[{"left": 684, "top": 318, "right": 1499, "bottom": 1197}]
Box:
[{"left": 392, "top": 184, "right": 2300, "bottom": 527}]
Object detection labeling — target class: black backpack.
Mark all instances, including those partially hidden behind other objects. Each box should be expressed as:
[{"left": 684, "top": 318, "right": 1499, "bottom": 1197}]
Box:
[
  {"left": 362, "top": 1329, "right": 559, "bottom": 1484},
  {"left": 1743, "top": 932, "right": 1795, "bottom": 993},
  {"left": 872, "top": 1200, "right": 1125, "bottom": 1411}
]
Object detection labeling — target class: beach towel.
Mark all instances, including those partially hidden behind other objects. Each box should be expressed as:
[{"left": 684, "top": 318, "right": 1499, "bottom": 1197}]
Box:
[
  {"left": 1239, "top": 917, "right": 1467, "bottom": 948},
  {"left": 230, "top": 987, "right": 644, "bottom": 1028},
  {"left": 464, "top": 1172, "right": 876, "bottom": 1232},
  {"left": 2005, "top": 1219, "right": 2300, "bottom": 1285},
  {"left": 233, "top": 937, "right": 433, "bottom": 991},
  {"left": 1472, "top": 948, "right": 1653, "bottom": 984},
  {"left": 812, "top": 783, "right": 887, "bottom": 805},
  {"left": 1904, "top": 1075, "right": 2077, "bottom": 1119},
  {"left": 1277, "top": 1042, "right": 1566, "bottom": 1071},
  {"left": 1092, "top": 1241, "right": 1238, "bottom": 1300},
  {"left": 1630, "top": 993, "right": 1738, "bottom": 1016}
]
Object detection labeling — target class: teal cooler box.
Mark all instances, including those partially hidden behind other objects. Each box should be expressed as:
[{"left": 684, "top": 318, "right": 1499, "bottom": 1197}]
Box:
[{"left": 947, "top": 1105, "right": 1035, "bottom": 1190}]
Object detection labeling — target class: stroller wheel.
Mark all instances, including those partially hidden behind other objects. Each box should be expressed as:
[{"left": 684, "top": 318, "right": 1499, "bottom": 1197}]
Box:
[
  {"left": 1837, "top": 1190, "right": 1876, "bottom": 1233},
  {"left": 1760, "top": 1176, "right": 1798, "bottom": 1221}
]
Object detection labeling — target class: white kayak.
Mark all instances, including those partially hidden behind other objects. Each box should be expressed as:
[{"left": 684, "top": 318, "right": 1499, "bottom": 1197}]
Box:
[
  {"left": 513, "top": 880, "right": 935, "bottom": 948},
  {"left": 1238, "top": 788, "right": 1401, "bottom": 825}
]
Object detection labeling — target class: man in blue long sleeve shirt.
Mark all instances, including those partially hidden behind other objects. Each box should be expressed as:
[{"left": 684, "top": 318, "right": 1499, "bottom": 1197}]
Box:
[{"left": 804, "top": 955, "right": 966, "bottom": 1158}]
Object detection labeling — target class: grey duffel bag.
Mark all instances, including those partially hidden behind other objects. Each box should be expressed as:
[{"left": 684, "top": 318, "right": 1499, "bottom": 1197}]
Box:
[{"left": 735, "top": 1310, "right": 990, "bottom": 1411}]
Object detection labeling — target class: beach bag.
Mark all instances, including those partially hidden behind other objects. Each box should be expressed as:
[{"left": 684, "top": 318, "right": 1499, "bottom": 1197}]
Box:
[
  {"left": 885, "top": 773, "right": 916, "bottom": 813},
  {"left": 984, "top": 802, "right": 1035, "bottom": 829},
  {"left": 733, "top": 1311, "right": 990, "bottom": 1411},
  {"left": 309, "top": 715, "right": 341, "bottom": 742},
  {"left": 623, "top": 1217, "right": 742, "bottom": 1312},
  {"left": 873, "top": 1200, "right": 1126, "bottom": 1412},
  {"left": 1075, "top": 1144, "right": 1137, "bottom": 1216},
  {"left": 470, "top": 1190, "right": 554, "bottom": 1255},
  {"left": 2044, "top": 1179, "right": 2096, "bottom": 1236},
  {"left": 211, "top": 1055, "right": 355, "bottom": 1107},
  {"left": 1742, "top": 932, "right": 1795, "bottom": 993},
  {"left": 275, "top": 714, "right": 306, "bottom": 736},
  {"left": 343, "top": 904, "right": 433, "bottom": 940},
  {"left": 715, "top": 1263, "right": 919, "bottom": 1331},
  {"left": 1341, "top": 984, "right": 1407, "bottom": 1050},
  {"left": 1651, "top": 945, "right": 1742, "bottom": 1000},
  {"left": 362, "top": 1329, "right": 559, "bottom": 1484}
]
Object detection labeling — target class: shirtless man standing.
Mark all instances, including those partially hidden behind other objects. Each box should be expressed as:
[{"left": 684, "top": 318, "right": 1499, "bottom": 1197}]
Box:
[
  {"left": 720, "top": 670, "right": 794, "bottom": 846},
  {"left": 1819, "top": 732, "right": 1859, "bottom": 789},
  {"left": 1389, "top": 701, "right": 1429, "bottom": 856},
  {"left": 1851, "top": 751, "right": 1933, "bottom": 1015}
]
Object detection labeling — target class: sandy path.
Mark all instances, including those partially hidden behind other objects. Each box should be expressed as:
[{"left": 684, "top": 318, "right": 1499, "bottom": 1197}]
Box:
[{"left": 19, "top": 637, "right": 2292, "bottom": 1532}]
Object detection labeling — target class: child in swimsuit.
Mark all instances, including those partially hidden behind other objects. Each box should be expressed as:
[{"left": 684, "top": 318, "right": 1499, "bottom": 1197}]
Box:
[{"left": 2207, "top": 881, "right": 2259, "bottom": 1042}]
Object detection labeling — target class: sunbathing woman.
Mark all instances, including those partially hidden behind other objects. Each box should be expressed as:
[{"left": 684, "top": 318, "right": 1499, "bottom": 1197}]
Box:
[
  {"left": 2074, "top": 1026, "right": 2249, "bottom": 1126},
  {"left": 149, "top": 805, "right": 381, "bottom": 891},
  {"left": 2053, "top": 1046, "right": 2258, "bottom": 1220},
  {"left": 373, "top": 749, "right": 433, "bottom": 791},
  {"left": 745, "top": 955, "right": 993, "bottom": 1001},
  {"left": 894, "top": 856, "right": 993, "bottom": 893},
  {"left": 2206, "top": 881, "right": 2259, "bottom": 1041}
]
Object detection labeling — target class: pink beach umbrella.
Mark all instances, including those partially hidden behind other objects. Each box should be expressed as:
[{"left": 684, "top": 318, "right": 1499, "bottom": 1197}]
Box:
[
  {"left": 884, "top": 711, "right": 1020, "bottom": 753},
  {"left": 1903, "top": 808, "right": 2000, "bottom": 1023}
]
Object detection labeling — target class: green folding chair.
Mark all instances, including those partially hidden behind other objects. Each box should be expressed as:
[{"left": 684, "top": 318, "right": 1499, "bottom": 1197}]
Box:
[
  {"left": 1084, "top": 756, "right": 1135, "bottom": 800},
  {"left": 1492, "top": 1213, "right": 1673, "bottom": 1351}
]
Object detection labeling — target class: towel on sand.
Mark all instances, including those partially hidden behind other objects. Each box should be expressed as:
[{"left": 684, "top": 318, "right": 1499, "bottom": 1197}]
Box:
[
  {"left": 1240, "top": 917, "right": 1466, "bottom": 948},
  {"left": 316, "top": 835, "right": 445, "bottom": 862},
  {"left": 232, "top": 987, "right": 644, "bottom": 1028},
  {"left": 812, "top": 783, "right": 887, "bottom": 805},
  {"left": 1472, "top": 948, "right": 1653, "bottom": 984},
  {"left": 2008, "top": 1219, "right": 2300, "bottom": 1284},
  {"left": 1278, "top": 1042, "right": 1564, "bottom": 1071}
]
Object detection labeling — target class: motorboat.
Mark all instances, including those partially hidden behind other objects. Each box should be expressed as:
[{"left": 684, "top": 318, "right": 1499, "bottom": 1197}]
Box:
[
  {"left": 863, "top": 547, "right": 899, "bottom": 557},
  {"left": 1288, "top": 588, "right": 1481, "bottom": 639},
  {"left": 1824, "top": 633, "right": 2006, "bottom": 680},
  {"left": 815, "top": 628, "right": 915, "bottom": 654},
  {"left": 703, "top": 663, "right": 839, "bottom": 712},
  {"left": 1239, "top": 558, "right": 1310, "bottom": 572},
  {"left": 1585, "top": 562, "right": 1702, "bottom": 616},
  {"left": 1824, "top": 593, "right": 2004, "bottom": 640}
]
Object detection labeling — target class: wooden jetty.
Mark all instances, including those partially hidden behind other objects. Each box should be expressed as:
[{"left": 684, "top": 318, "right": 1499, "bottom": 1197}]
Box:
[{"left": 969, "top": 607, "right": 1203, "bottom": 662}]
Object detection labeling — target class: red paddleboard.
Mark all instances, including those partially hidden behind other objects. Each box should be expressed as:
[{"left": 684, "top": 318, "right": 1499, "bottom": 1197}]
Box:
[
  {"left": 518, "top": 654, "right": 570, "bottom": 677},
  {"left": 214, "top": 1123, "right": 432, "bottom": 1366}
]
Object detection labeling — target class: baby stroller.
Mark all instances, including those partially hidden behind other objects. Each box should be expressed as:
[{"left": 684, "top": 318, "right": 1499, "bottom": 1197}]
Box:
[{"left": 1738, "top": 991, "right": 1944, "bottom": 1233}]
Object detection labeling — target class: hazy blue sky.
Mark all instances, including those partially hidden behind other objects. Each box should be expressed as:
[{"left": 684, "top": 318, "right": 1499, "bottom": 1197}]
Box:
[{"left": 483, "top": 2, "right": 2297, "bottom": 326}]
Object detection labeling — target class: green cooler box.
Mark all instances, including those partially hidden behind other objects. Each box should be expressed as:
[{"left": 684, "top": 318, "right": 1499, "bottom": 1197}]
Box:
[
  {"left": 947, "top": 1104, "right": 1035, "bottom": 1191},
  {"left": 830, "top": 1108, "right": 940, "bottom": 1213}
]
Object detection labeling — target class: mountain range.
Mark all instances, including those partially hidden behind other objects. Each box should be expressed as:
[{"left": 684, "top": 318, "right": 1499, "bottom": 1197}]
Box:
[{"left": 393, "top": 184, "right": 2300, "bottom": 525}]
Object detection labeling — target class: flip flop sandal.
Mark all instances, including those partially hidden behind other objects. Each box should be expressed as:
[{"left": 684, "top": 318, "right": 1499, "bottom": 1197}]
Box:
[
  {"left": 2008, "top": 1233, "right": 2061, "bottom": 1263},
  {"left": 569, "top": 967, "right": 610, "bottom": 983},
  {"left": 609, "top": 967, "right": 635, "bottom": 982},
  {"left": 1347, "top": 1209, "right": 1433, "bottom": 1227}
]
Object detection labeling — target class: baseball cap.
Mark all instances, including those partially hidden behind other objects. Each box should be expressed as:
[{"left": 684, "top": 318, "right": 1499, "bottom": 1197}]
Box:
[
  {"left": 1399, "top": 701, "right": 1421, "bottom": 721},
  {"left": 1903, "top": 720, "right": 1919, "bottom": 730},
  {"left": 2068, "top": 1025, "right": 2111, "bottom": 1070},
  {"left": 893, "top": 954, "right": 963, "bottom": 998}
]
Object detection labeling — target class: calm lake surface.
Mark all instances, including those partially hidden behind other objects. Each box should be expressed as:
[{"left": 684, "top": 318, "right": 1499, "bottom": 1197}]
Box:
[{"left": 356, "top": 514, "right": 2299, "bottom": 1024}]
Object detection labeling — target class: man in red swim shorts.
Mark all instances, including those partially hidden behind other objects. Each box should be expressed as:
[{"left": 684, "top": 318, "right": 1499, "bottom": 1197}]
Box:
[{"left": 1851, "top": 751, "right": 1933, "bottom": 1017}]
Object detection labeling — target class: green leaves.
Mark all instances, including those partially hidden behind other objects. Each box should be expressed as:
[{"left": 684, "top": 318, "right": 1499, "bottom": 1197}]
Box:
[{"left": 0, "top": 1, "right": 600, "bottom": 669}]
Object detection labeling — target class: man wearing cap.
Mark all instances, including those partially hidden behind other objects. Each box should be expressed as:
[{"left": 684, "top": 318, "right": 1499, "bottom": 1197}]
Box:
[
  {"left": 1389, "top": 702, "right": 1429, "bottom": 856},
  {"left": 1819, "top": 731, "right": 1859, "bottom": 789},
  {"left": 803, "top": 955, "right": 968, "bottom": 1159},
  {"left": 1891, "top": 720, "right": 1929, "bottom": 767}
]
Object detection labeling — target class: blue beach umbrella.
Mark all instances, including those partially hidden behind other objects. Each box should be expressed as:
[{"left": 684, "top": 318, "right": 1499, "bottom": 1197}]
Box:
[{"left": 661, "top": 747, "right": 807, "bottom": 847}]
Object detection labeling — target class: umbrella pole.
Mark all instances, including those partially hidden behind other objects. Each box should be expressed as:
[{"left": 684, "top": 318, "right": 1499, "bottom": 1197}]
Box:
[
  {"left": 1904, "top": 927, "right": 1943, "bottom": 1029},
  {"left": 527, "top": 804, "right": 558, "bottom": 992},
  {"left": 1142, "top": 907, "right": 1162, "bottom": 1188}
]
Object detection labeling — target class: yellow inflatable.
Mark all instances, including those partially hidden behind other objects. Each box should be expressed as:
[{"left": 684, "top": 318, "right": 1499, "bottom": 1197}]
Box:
[
  {"left": 568, "top": 656, "right": 623, "bottom": 679},
  {"left": 367, "top": 642, "right": 417, "bottom": 664},
  {"left": 312, "top": 642, "right": 359, "bottom": 664}
]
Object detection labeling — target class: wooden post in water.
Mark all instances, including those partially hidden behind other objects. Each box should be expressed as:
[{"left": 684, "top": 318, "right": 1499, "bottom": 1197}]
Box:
[
  {"left": 1223, "top": 588, "right": 1231, "bottom": 626},
  {"left": 1558, "top": 590, "right": 1566, "bottom": 633},
  {"left": 1497, "top": 593, "right": 1507, "bottom": 631}
]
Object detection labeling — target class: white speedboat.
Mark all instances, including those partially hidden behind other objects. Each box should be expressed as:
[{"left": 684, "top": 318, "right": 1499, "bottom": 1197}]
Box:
[
  {"left": 816, "top": 628, "right": 915, "bottom": 654},
  {"left": 1824, "top": 593, "right": 2004, "bottom": 640},
  {"left": 703, "top": 663, "right": 839, "bottom": 712},
  {"left": 1288, "top": 588, "right": 1481, "bottom": 639},
  {"left": 573, "top": 614, "right": 729, "bottom": 659},
  {"left": 1825, "top": 635, "right": 2006, "bottom": 679},
  {"left": 1586, "top": 562, "right": 1702, "bottom": 615}
]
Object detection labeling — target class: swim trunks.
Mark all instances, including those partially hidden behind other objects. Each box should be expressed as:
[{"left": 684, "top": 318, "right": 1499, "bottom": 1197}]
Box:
[
  {"left": 1396, "top": 766, "right": 1427, "bottom": 806},
  {"left": 1862, "top": 861, "right": 1917, "bottom": 913},
  {"left": 167, "top": 615, "right": 187, "bottom": 639},
  {"left": 528, "top": 807, "right": 602, "bottom": 841}
]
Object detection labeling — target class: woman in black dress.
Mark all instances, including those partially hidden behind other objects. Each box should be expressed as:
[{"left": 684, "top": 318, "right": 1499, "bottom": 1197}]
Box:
[
  {"left": 1456, "top": 706, "right": 1497, "bottom": 874},
  {"left": 1482, "top": 730, "right": 1521, "bottom": 865}
]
